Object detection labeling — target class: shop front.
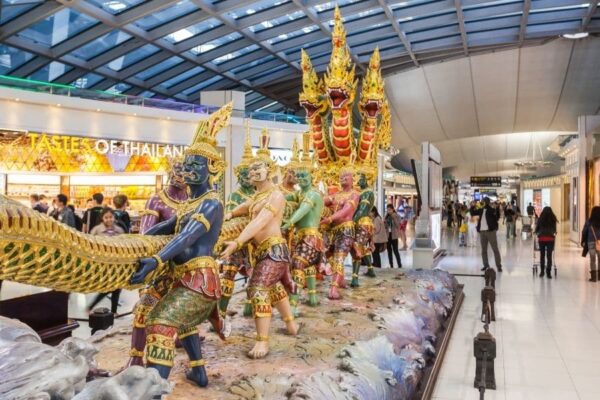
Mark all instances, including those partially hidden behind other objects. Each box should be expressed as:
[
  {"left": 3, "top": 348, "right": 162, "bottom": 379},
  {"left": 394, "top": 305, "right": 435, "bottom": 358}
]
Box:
[
  {"left": 0, "top": 129, "right": 191, "bottom": 232},
  {"left": 521, "top": 175, "right": 569, "bottom": 231}
]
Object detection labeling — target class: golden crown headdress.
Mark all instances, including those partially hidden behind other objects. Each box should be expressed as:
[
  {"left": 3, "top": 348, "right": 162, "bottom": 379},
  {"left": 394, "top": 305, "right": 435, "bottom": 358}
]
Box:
[
  {"left": 252, "top": 127, "right": 277, "bottom": 175},
  {"left": 282, "top": 138, "right": 302, "bottom": 173},
  {"left": 234, "top": 121, "right": 254, "bottom": 175},
  {"left": 185, "top": 102, "right": 232, "bottom": 181}
]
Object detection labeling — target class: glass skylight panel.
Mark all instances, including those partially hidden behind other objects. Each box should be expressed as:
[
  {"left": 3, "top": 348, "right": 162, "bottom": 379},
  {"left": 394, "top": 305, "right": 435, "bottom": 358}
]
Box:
[
  {"left": 213, "top": 45, "right": 259, "bottom": 64},
  {"left": 134, "top": 56, "right": 184, "bottom": 80},
  {"left": 229, "top": 0, "right": 289, "bottom": 19},
  {"left": 69, "top": 30, "right": 131, "bottom": 60},
  {"left": 72, "top": 73, "right": 103, "bottom": 89},
  {"left": 163, "top": 17, "right": 222, "bottom": 43},
  {"left": 86, "top": 0, "right": 146, "bottom": 14},
  {"left": 134, "top": 0, "right": 197, "bottom": 31},
  {"left": 0, "top": 44, "right": 34, "bottom": 74},
  {"left": 107, "top": 44, "right": 160, "bottom": 71},
  {"left": 139, "top": 90, "right": 156, "bottom": 98},
  {"left": 189, "top": 32, "right": 242, "bottom": 55},
  {"left": 267, "top": 24, "right": 318, "bottom": 44},
  {"left": 313, "top": 0, "right": 360, "bottom": 12},
  {"left": 182, "top": 75, "right": 222, "bottom": 95},
  {"left": 28, "top": 61, "right": 72, "bottom": 82},
  {"left": 159, "top": 66, "right": 204, "bottom": 88},
  {"left": 106, "top": 82, "right": 131, "bottom": 94},
  {"left": 232, "top": 55, "right": 275, "bottom": 74},
  {"left": 1, "top": 0, "right": 43, "bottom": 24},
  {"left": 16, "top": 8, "right": 98, "bottom": 47},
  {"left": 531, "top": 3, "right": 590, "bottom": 13},
  {"left": 247, "top": 10, "right": 305, "bottom": 33}
]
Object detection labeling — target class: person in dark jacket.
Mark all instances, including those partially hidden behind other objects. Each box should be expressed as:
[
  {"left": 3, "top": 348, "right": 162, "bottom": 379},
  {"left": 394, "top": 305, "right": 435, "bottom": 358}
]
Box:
[
  {"left": 54, "top": 194, "right": 76, "bottom": 229},
  {"left": 470, "top": 197, "right": 502, "bottom": 272},
  {"left": 112, "top": 194, "right": 131, "bottom": 233},
  {"left": 535, "top": 206, "right": 558, "bottom": 279},
  {"left": 582, "top": 206, "right": 600, "bottom": 282}
]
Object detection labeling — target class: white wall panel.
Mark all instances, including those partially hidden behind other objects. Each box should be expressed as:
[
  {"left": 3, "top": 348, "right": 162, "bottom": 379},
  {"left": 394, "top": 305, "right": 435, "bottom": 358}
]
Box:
[
  {"left": 423, "top": 58, "right": 480, "bottom": 139},
  {"left": 386, "top": 68, "right": 447, "bottom": 143},
  {"left": 513, "top": 39, "right": 573, "bottom": 132},
  {"left": 470, "top": 49, "right": 519, "bottom": 135},
  {"left": 550, "top": 38, "right": 600, "bottom": 131}
]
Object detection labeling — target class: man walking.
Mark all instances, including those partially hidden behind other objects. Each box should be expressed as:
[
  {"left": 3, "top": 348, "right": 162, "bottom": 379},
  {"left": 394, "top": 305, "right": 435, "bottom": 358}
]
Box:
[
  {"left": 471, "top": 197, "right": 502, "bottom": 272},
  {"left": 54, "top": 194, "right": 76, "bottom": 228}
]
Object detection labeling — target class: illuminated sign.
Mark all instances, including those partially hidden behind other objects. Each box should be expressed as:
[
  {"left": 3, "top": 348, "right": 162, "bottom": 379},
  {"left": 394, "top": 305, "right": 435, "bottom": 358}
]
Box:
[
  {"left": 29, "top": 133, "right": 186, "bottom": 158},
  {"left": 470, "top": 176, "right": 501, "bottom": 187}
]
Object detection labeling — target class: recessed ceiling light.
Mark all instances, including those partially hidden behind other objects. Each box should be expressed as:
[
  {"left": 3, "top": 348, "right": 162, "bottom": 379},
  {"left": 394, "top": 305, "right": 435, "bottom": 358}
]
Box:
[
  {"left": 562, "top": 32, "right": 589, "bottom": 39},
  {"left": 96, "top": 108, "right": 101, "bottom": 112},
  {"left": 15, "top": 98, "right": 19, "bottom": 101},
  {"left": 133, "top": 113, "right": 137, "bottom": 116},
  {"left": 56, "top": 104, "right": 61, "bottom": 107}
]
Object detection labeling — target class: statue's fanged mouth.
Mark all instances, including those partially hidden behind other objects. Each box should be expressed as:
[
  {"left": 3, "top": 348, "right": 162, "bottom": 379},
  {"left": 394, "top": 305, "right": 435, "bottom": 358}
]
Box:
[
  {"left": 327, "top": 88, "right": 349, "bottom": 109},
  {"left": 363, "top": 100, "right": 381, "bottom": 118},
  {"left": 300, "top": 100, "right": 319, "bottom": 118}
]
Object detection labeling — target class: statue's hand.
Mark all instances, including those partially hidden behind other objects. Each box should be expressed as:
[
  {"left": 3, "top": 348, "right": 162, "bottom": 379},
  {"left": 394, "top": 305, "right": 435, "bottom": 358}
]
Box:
[
  {"left": 224, "top": 212, "right": 233, "bottom": 221},
  {"left": 220, "top": 241, "right": 238, "bottom": 260},
  {"left": 130, "top": 257, "right": 159, "bottom": 285},
  {"left": 320, "top": 216, "right": 331, "bottom": 226},
  {"left": 282, "top": 221, "right": 292, "bottom": 231}
]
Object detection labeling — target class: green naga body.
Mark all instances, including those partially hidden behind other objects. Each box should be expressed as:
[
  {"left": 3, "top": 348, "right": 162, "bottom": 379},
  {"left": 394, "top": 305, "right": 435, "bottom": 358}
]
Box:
[
  {"left": 219, "top": 166, "right": 255, "bottom": 317},
  {"left": 351, "top": 173, "right": 376, "bottom": 287},
  {"left": 283, "top": 169, "right": 324, "bottom": 311}
]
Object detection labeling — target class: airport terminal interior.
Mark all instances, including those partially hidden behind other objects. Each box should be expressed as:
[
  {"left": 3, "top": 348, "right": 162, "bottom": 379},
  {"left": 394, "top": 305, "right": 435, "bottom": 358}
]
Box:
[{"left": 0, "top": 0, "right": 600, "bottom": 399}]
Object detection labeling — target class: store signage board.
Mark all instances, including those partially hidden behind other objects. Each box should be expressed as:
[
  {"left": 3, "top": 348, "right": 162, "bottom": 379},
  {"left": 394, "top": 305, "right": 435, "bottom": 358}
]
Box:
[
  {"left": 470, "top": 176, "right": 502, "bottom": 187},
  {"left": 29, "top": 133, "right": 187, "bottom": 158}
]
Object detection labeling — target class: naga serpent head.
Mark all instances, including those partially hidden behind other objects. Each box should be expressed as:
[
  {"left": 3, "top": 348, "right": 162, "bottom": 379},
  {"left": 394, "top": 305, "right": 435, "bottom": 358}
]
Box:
[
  {"left": 359, "top": 48, "right": 384, "bottom": 119},
  {"left": 299, "top": 49, "right": 328, "bottom": 119},
  {"left": 324, "top": 6, "right": 357, "bottom": 110}
]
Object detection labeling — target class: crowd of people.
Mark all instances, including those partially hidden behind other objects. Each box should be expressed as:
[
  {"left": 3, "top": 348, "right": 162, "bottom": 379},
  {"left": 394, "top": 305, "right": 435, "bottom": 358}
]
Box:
[{"left": 29, "top": 191, "right": 131, "bottom": 312}]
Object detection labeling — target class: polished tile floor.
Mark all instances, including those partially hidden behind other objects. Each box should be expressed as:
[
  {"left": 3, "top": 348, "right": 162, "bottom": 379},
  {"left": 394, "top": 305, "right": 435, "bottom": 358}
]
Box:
[{"left": 433, "top": 222, "right": 598, "bottom": 400}]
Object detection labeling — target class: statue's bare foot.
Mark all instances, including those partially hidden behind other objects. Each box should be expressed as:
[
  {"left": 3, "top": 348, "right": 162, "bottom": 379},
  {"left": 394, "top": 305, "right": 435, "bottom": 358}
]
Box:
[
  {"left": 328, "top": 286, "right": 341, "bottom": 300},
  {"left": 285, "top": 320, "right": 300, "bottom": 336},
  {"left": 248, "top": 341, "right": 270, "bottom": 359},
  {"left": 186, "top": 366, "right": 208, "bottom": 387}
]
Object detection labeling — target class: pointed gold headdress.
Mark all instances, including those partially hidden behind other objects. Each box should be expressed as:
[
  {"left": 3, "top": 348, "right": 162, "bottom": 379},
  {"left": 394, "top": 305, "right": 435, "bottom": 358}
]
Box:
[
  {"left": 282, "top": 138, "right": 302, "bottom": 173},
  {"left": 234, "top": 121, "right": 254, "bottom": 175},
  {"left": 252, "top": 127, "right": 277, "bottom": 177}
]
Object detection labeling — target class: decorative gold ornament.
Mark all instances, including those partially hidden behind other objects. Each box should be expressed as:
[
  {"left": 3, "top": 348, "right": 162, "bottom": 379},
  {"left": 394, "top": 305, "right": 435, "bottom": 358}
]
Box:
[{"left": 234, "top": 121, "right": 255, "bottom": 175}]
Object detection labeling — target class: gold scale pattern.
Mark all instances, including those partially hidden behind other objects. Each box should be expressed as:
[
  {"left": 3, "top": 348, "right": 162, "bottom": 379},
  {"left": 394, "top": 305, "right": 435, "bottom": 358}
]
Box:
[{"left": 0, "top": 194, "right": 171, "bottom": 293}]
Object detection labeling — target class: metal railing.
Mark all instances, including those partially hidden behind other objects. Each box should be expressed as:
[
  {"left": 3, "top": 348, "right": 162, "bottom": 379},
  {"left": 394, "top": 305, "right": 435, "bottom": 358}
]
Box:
[{"left": 0, "top": 75, "right": 306, "bottom": 125}]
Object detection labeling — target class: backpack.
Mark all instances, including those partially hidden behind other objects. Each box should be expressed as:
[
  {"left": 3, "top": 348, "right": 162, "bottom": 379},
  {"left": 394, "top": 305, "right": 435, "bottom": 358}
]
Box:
[
  {"left": 74, "top": 214, "right": 83, "bottom": 231},
  {"left": 113, "top": 210, "right": 130, "bottom": 233},
  {"left": 591, "top": 226, "right": 600, "bottom": 252}
]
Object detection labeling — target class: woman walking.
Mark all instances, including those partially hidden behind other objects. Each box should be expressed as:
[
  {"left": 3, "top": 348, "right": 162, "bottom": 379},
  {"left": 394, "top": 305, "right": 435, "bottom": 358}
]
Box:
[
  {"left": 535, "top": 206, "right": 558, "bottom": 279},
  {"left": 582, "top": 206, "right": 600, "bottom": 282},
  {"left": 371, "top": 207, "right": 387, "bottom": 269},
  {"left": 88, "top": 208, "right": 125, "bottom": 313},
  {"left": 385, "top": 204, "right": 402, "bottom": 268}
]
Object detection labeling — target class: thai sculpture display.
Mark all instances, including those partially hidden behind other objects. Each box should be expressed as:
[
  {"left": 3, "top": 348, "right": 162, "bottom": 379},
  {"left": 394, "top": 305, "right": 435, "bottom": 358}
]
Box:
[
  {"left": 127, "top": 103, "right": 232, "bottom": 387},
  {"left": 125, "top": 160, "right": 189, "bottom": 368},
  {"left": 298, "top": 6, "right": 390, "bottom": 298},
  {"left": 282, "top": 133, "right": 324, "bottom": 312},
  {"left": 218, "top": 127, "right": 255, "bottom": 319},
  {"left": 221, "top": 128, "right": 299, "bottom": 359}
]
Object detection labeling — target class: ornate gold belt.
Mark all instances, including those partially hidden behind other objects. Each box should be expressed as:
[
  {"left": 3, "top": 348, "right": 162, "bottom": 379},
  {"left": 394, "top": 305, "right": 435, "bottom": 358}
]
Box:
[
  {"left": 254, "top": 236, "right": 287, "bottom": 256},
  {"left": 173, "top": 256, "right": 218, "bottom": 278},
  {"left": 357, "top": 216, "right": 374, "bottom": 227},
  {"left": 332, "top": 221, "right": 355, "bottom": 233},
  {"left": 296, "top": 227, "right": 322, "bottom": 241}
]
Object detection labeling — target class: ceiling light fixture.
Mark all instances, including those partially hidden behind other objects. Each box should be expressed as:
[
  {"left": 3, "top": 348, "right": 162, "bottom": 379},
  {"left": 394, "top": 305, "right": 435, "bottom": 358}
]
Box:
[
  {"left": 56, "top": 104, "right": 61, "bottom": 107},
  {"left": 562, "top": 32, "right": 589, "bottom": 39},
  {"left": 15, "top": 98, "right": 19, "bottom": 101}
]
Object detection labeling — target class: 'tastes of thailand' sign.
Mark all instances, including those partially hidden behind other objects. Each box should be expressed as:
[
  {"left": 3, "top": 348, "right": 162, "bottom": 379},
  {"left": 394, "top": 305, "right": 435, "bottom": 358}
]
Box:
[{"left": 470, "top": 176, "right": 502, "bottom": 187}]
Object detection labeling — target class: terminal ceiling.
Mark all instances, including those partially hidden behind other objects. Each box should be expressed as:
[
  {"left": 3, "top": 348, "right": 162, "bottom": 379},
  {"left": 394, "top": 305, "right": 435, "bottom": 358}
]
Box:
[{"left": 0, "top": 0, "right": 599, "bottom": 114}]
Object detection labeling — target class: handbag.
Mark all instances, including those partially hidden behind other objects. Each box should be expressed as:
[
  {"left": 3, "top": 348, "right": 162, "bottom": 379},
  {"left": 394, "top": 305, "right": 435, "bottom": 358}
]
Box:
[{"left": 592, "top": 227, "right": 600, "bottom": 252}]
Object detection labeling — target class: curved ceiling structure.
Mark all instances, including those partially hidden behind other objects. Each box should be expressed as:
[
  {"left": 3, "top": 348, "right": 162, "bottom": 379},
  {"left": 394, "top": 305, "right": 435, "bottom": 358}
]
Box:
[
  {"left": 0, "top": 0, "right": 598, "bottom": 114},
  {"left": 386, "top": 36, "right": 600, "bottom": 149}
]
